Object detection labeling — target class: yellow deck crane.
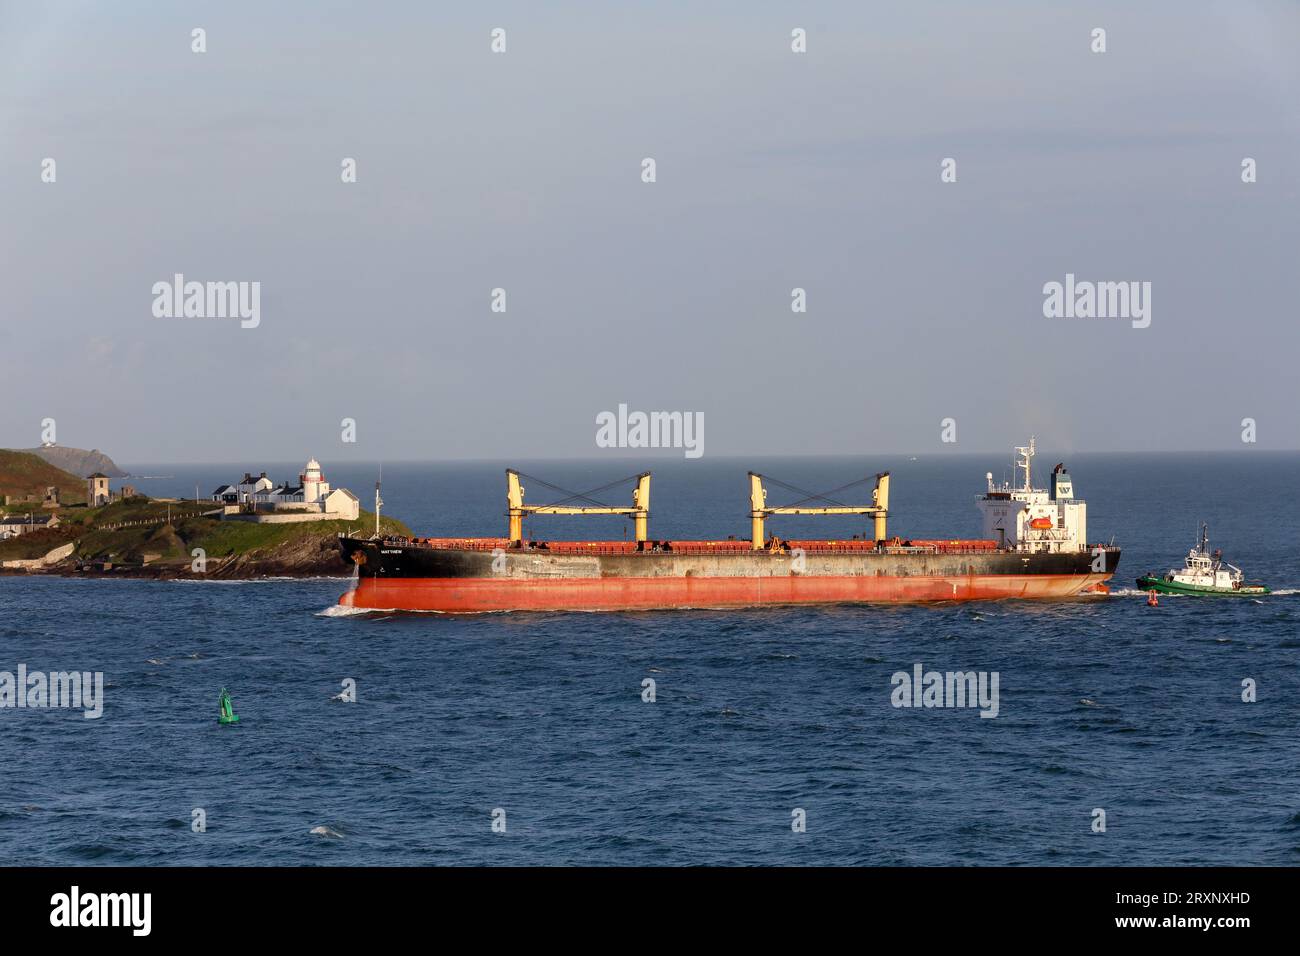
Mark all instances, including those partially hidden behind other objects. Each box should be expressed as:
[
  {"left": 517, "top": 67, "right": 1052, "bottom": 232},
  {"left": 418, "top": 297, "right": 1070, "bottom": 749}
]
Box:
[
  {"left": 506, "top": 469, "right": 651, "bottom": 545},
  {"left": 748, "top": 471, "right": 890, "bottom": 549}
]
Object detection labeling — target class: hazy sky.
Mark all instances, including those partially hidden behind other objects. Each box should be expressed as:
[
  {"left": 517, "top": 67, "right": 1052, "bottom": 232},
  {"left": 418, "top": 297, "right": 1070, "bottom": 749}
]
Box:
[{"left": 2, "top": 1, "right": 1298, "bottom": 463}]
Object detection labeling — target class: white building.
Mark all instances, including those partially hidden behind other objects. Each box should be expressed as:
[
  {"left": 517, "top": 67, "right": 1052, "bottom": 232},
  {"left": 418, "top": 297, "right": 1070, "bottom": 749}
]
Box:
[
  {"left": 236, "top": 472, "right": 274, "bottom": 502},
  {"left": 210, "top": 484, "right": 239, "bottom": 504},
  {"left": 219, "top": 459, "right": 359, "bottom": 522},
  {"left": 253, "top": 483, "right": 302, "bottom": 504},
  {"left": 323, "top": 487, "right": 360, "bottom": 521}
]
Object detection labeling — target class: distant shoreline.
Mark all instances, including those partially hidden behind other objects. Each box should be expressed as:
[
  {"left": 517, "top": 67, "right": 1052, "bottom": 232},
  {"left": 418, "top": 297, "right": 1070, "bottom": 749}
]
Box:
[{"left": 0, "top": 497, "right": 408, "bottom": 581}]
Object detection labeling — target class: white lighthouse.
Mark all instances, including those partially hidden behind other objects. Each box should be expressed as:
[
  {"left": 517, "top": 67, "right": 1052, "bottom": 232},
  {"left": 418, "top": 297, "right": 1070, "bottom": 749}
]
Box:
[{"left": 300, "top": 457, "right": 330, "bottom": 503}]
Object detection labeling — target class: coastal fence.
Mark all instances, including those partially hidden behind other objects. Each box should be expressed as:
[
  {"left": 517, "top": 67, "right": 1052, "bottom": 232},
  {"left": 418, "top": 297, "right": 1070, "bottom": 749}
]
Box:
[{"left": 97, "top": 510, "right": 215, "bottom": 531}]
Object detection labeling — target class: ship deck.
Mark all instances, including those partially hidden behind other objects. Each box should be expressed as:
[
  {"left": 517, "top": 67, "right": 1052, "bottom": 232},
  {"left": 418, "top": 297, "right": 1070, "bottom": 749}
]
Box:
[{"left": 376, "top": 536, "right": 1005, "bottom": 556}]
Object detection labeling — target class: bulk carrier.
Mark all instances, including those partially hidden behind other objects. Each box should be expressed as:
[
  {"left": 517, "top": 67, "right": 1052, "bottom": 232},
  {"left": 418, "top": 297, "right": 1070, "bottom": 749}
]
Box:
[{"left": 336, "top": 438, "right": 1119, "bottom": 612}]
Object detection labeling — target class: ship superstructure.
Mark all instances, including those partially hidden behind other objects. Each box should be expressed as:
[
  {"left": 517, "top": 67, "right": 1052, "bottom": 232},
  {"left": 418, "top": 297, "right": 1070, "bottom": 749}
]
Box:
[{"left": 976, "top": 437, "right": 1087, "bottom": 553}]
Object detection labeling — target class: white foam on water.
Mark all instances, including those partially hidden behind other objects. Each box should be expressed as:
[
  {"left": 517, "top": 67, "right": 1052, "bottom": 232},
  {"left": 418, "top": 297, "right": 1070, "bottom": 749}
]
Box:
[
  {"left": 316, "top": 604, "right": 374, "bottom": 617},
  {"left": 315, "top": 603, "right": 460, "bottom": 616}
]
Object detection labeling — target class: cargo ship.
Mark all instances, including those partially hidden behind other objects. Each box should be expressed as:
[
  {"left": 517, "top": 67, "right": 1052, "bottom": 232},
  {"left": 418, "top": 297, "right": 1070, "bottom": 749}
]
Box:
[{"left": 337, "top": 438, "right": 1118, "bottom": 612}]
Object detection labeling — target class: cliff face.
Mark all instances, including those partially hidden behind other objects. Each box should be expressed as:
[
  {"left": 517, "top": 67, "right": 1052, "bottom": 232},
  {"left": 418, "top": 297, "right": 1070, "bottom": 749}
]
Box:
[
  {"left": 17, "top": 446, "right": 127, "bottom": 478},
  {"left": 195, "top": 531, "right": 354, "bottom": 578}
]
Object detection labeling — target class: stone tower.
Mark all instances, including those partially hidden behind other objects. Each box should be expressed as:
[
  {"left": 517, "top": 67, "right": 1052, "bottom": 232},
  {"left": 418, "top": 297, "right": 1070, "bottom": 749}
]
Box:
[{"left": 87, "top": 473, "right": 110, "bottom": 507}]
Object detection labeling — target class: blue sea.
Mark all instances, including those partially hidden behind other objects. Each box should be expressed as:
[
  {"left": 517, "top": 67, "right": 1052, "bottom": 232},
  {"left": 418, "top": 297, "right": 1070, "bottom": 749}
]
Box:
[{"left": 2, "top": 452, "right": 1298, "bottom": 865}]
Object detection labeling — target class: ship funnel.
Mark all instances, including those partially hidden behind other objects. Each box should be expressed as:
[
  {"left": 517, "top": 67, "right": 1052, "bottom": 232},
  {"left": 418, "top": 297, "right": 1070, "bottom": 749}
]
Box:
[{"left": 1050, "top": 463, "right": 1073, "bottom": 501}]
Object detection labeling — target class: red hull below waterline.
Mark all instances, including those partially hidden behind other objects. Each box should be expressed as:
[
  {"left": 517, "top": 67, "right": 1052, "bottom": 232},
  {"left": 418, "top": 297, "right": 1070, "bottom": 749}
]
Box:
[{"left": 338, "top": 572, "right": 1114, "bottom": 613}]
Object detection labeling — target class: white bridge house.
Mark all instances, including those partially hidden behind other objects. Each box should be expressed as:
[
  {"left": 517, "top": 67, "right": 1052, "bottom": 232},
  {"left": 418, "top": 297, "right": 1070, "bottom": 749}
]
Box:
[{"left": 976, "top": 438, "right": 1087, "bottom": 553}]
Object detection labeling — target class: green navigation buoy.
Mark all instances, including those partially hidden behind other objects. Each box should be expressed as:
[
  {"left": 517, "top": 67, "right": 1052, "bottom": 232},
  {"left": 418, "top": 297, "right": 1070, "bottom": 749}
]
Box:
[{"left": 218, "top": 687, "right": 239, "bottom": 725}]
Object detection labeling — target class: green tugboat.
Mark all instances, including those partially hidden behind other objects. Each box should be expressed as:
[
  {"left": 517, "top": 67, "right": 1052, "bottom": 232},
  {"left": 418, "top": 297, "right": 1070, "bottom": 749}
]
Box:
[
  {"left": 1137, "top": 525, "right": 1270, "bottom": 596},
  {"left": 218, "top": 687, "right": 240, "bottom": 725}
]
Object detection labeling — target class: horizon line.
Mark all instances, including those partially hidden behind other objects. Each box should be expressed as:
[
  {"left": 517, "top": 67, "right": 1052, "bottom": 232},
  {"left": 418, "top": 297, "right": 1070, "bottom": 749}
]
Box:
[{"left": 108, "top": 447, "right": 1300, "bottom": 467}]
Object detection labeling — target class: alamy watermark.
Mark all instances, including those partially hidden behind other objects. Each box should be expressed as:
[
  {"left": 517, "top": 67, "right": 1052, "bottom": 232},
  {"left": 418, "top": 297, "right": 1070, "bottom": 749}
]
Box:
[
  {"left": 595, "top": 404, "right": 703, "bottom": 459},
  {"left": 152, "top": 274, "right": 260, "bottom": 328},
  {"left": 0, "top": 665, "right": 104, "bottom": 719},
  {"left": 50, "top": 886, "right": 150, "bottom": 936},
  {"left": 890, "top": 663, "right": 999, "bottom": 718},
  {"left": 1042, "top": 273, "right": 1150, "bottom": 329}
]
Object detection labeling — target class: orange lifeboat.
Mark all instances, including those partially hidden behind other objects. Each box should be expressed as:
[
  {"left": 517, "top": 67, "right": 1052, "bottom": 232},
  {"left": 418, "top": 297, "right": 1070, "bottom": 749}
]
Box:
[{"left": 1029, "top": 517, "right": 1054, "bottom": 530}]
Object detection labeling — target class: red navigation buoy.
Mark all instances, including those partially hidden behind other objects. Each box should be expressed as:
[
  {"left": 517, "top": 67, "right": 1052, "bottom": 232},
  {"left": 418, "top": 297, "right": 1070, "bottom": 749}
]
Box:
[{"left": 1147, "top": 589, "right": 1159, "bottom": 607}]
